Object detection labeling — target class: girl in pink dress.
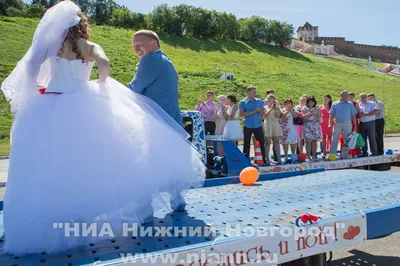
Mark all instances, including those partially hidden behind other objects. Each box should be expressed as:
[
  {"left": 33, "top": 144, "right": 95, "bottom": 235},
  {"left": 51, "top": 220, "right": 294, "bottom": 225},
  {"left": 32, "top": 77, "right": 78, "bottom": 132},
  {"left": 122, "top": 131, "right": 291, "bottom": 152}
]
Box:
[
  {"left": 215, "top": 95, "right": 227, "bottom": 135},
  {"left": 320, "top": 95, "right": 333, "bottom": 159}
]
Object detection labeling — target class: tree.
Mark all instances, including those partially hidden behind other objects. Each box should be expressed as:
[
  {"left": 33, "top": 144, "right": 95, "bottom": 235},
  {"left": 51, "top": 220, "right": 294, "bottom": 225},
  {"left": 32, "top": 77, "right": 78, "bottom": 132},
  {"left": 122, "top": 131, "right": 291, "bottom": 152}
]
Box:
[
  {"left": 281, "top": 22, "right": 295, "bottom": 47},
  {"left": 91, "top": 0, "right": 119, "bottom": 25},
  {"left": 192, "top": 7, "right": 216, "bottom": 38},
  {"left": 6, "top": 6, "right": 24, "bottom": 16},
  {"left": 0, "top": 0, "right": 25, "bottom": 15},
  {"left": 148, "top": 4, "right": 165, "bottom": 32},
  {"left": 206, "top": 10, "right": 220, "bottom": 39},
  {"left": 24, "top": 3, "right": 46, "bottom": 18},
  {"left": 271, "top": 21, "right": 294, "bottom": 47},
  {"left": 150, "top": 4, "right": 182, "bottom": 36},
  {"left": 110, "top": 7, "right": 134, "bottom": 28},
  {"left": 131, "top": 12, "right": 148, "bottom": 30},
  {"left": 11, "top": 1, "right": 294, "bottom": 47},
  {"left": 30, "top": 0, "right": 48, "bottom": 6},
  {"left": 171, "top": 4, "right": 196, "bottom": 36},
  {"left": 215, "top": 12, "right": 239, "bottom": 40},
  {"left": 30, "top": 0, "right": 58, "bottom": 8},
  {"left": 238, "top": 18, "right": 251, "bottom": 41},
  {"left": 109, "top": 8, "right": 147, "bottom": 29},
  {"left": 266, "top": 20, "right": 280, "bottom": 45},
  {"left": 239, "top": 16, "right": 268, "bottom": 42},
  {"left": 1, "top": 0, "right": 294, "bottom": 46},
  {"left": 73, "top": 0, "right": 92, "bottom": 14}
]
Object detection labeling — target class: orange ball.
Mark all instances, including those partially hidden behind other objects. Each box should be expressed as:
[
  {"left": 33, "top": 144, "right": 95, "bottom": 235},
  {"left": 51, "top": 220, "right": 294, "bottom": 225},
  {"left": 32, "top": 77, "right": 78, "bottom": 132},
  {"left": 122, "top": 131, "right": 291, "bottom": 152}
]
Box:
[{"left": 239, "top": 167, "right": 259, "bottom": 185}]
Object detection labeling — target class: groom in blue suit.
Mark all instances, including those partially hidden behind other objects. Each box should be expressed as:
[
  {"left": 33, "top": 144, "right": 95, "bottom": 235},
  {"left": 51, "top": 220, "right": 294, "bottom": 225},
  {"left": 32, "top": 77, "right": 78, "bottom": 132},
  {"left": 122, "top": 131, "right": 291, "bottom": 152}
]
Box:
[
  {"left": 128, "top": 30, "right": 183, "bottom": 127},
  {"left": 128, "top": 30, "right": 186, "bottom": 212}
]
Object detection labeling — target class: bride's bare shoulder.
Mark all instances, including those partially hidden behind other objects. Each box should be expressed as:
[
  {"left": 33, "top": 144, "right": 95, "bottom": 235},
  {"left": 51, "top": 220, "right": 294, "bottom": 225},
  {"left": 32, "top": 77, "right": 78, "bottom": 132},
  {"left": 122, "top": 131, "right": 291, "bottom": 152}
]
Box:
[
  {"left": 77, "top": 39, "right": 93, "bottom": 50},
  {"left": 77, "top": 39, "right": 109, "bottom": 65},
  {"left": 77, "top": 39, "right": 102, "bottom": 57}
]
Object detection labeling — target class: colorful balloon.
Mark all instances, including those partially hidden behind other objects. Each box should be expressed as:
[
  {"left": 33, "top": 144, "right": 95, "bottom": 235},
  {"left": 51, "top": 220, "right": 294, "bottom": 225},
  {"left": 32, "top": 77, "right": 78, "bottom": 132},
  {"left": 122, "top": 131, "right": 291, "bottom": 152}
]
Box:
[{"left": 239, "top": 167, "right": 259, "bottom": 185}]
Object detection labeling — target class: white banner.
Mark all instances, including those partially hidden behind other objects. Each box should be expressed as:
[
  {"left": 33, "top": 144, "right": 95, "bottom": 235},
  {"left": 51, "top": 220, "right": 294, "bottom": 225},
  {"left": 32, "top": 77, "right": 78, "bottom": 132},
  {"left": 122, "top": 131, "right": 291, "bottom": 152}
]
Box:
[
  {"left": 259, "top": 154, "right": 400, "bottom": 174},
  {"left": 278, "top": 212, "right": 366, "bottom": 263},
  {"left": 97, "top": 212, "right": 367, "bottom": 266}
]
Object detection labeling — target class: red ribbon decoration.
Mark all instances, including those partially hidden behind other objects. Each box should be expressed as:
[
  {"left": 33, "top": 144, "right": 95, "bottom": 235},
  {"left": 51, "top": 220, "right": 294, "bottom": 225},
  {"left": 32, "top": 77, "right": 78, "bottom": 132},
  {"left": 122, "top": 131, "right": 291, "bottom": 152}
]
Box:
[
  {"left": 300, "top": 213, "right": 319, "bottom": 224},
  {"left": 39, "top": 88, "right": 62, "bottom": 95}
]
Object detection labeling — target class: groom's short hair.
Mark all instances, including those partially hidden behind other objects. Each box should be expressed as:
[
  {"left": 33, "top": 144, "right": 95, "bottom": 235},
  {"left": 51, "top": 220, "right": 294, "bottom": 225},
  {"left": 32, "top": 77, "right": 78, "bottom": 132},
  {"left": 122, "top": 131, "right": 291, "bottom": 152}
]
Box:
[{"left": 133, "top": 30, "right": 160, "bottom": 48}]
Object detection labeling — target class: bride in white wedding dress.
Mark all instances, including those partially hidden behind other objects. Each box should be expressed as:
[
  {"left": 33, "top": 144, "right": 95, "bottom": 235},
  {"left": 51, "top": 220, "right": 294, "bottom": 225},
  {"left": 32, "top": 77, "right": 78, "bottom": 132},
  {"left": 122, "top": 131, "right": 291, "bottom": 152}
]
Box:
[{"left": 0, "top": 0, "right": 205, "bottom": 255}]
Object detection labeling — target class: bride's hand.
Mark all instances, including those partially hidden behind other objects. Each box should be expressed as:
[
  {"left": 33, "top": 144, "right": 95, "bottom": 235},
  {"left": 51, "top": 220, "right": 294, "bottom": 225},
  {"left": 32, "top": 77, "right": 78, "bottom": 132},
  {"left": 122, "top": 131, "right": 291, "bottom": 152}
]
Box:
[{"left": 91, "top": 44, "right": 111, "bottom": 83}]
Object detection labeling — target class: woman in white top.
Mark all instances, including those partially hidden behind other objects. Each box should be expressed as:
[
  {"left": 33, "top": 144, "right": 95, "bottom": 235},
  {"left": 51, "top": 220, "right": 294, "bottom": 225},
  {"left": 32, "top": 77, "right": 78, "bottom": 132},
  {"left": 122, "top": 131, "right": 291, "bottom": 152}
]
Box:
[
  {"left": 215, "top": 95, "right": 227, "bottom": 135},
  {"left": 223, "top": 94, "right": 243, "bottom": 145}
]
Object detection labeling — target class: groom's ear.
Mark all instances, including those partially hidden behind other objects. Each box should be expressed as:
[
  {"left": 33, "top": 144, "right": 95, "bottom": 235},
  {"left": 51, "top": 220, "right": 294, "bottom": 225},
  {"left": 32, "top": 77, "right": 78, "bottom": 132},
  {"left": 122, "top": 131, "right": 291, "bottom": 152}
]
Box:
[{"left": 151, "top": 39, "right": 158, "bottom": 48}]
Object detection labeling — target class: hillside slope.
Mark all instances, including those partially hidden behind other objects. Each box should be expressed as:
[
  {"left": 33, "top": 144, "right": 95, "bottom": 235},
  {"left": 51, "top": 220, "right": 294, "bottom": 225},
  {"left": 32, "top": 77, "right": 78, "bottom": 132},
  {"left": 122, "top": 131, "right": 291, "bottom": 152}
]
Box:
[{"left": 0, "top": 16, "right": 399, "bottom": 155}]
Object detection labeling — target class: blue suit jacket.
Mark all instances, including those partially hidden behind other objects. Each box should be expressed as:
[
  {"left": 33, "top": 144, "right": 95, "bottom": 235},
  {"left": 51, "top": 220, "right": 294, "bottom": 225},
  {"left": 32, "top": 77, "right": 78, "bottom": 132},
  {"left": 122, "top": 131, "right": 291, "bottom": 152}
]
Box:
[{"left": 128, "top": 50, "right": 183, "bottom": 126}]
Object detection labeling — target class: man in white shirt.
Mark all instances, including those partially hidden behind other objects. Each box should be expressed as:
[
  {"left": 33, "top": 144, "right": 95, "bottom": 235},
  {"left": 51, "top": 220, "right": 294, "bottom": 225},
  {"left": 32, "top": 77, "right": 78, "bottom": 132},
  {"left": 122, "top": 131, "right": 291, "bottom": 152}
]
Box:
[
  {"left": 359, "top": 93, "right": 378, "bottom": 156},
  {"left": 368, "top": 93, "right": 385, "bottom": 155}
]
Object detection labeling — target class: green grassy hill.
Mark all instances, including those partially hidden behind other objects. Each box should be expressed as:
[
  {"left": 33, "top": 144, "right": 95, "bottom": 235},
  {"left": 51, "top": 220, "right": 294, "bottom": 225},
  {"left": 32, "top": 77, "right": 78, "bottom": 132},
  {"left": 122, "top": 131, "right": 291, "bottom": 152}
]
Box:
[{"left": 0, "top": 16, "right": 399, "bottom": 155}]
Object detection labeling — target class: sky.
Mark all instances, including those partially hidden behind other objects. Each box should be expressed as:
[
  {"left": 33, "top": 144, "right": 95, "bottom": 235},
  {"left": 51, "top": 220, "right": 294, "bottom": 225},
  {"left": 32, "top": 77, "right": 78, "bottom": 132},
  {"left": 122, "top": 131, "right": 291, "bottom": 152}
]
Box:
[{"left": 116, "top": 0, "right": 400, "bottom": 47}]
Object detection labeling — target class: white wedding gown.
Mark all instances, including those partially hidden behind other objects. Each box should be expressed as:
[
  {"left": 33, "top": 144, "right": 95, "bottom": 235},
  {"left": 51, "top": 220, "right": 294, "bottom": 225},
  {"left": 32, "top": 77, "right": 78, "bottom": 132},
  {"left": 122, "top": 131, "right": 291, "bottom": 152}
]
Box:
[{"left": 2, "top": 58, "right": 206, "bottom": 255}]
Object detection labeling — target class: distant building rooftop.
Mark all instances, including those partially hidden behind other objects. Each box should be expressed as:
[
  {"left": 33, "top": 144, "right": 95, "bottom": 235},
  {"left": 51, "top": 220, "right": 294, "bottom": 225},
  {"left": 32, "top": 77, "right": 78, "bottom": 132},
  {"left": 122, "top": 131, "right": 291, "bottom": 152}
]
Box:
[{"left": 303, "top": 22, "right": 313, "bottom": 27}]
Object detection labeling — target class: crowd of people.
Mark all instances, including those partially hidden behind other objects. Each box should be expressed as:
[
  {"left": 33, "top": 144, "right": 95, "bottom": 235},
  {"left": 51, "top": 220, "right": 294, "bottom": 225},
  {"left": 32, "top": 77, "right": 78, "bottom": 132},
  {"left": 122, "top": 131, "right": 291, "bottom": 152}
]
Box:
[{"left": 196, "top": 87, "right": 385, "bottom": 165}]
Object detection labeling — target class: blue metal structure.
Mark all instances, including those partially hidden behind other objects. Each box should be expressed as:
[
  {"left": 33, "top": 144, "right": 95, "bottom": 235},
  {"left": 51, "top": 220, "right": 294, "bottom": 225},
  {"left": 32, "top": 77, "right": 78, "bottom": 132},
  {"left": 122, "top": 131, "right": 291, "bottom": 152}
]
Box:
[
  {"left": 182, "top": 111, "right": 400, "bottom": 176},
  {"left": 0, "top": 169, "right": 399, "bottom": 265},
  {"left": 210, "top": 140, "right": 253, "bottom": 176},
  {"left": 182, "top": 111, "right": 207, "bottom": 165}
]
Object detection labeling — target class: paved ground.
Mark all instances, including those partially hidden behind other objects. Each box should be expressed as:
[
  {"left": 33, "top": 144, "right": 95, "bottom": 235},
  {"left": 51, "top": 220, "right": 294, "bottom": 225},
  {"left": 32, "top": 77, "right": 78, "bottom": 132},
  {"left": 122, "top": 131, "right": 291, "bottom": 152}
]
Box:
[
  {"left": 331, "top": 232, "right": 400, "bottom": 265},
  {"left": 0, "top": 137, "right": 399, "bottom": 265}
]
